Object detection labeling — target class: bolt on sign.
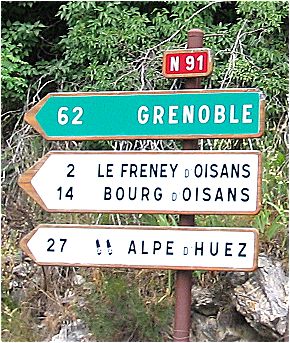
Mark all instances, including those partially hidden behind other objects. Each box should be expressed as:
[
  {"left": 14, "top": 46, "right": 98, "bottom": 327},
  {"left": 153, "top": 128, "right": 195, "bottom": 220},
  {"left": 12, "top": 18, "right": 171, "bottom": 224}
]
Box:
[
  {"left": 20, "top": 225, "right": 259, "bottom": 271},
  {"left": 18, "top": 150, "right": 262, "bottom": 214},
  {"left": 162, "top": 48, "right": 213, "bottom": 78},
  {"left": 24, "top": 89, "right": 265, "bottom": 140}
]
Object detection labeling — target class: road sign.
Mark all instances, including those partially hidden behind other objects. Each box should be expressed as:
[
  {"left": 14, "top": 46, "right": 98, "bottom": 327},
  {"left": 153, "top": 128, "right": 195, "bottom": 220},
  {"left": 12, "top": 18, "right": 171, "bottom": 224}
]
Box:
[
  {"left": 20, "top": 225, "right": 259, "bottom": 271},
  {"left": 18, "top": 150, "right": 262, "bottom": 214},
  {"left": 24, "top": 89, "right": 265, "bottom": 140},
  {"left": 162, "top": 48, "right": 213, "bottom": 78}
]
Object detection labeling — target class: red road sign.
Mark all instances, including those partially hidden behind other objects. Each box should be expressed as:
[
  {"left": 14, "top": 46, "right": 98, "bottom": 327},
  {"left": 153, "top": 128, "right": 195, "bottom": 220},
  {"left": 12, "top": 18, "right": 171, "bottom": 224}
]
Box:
[{"left": 162, "top": 49, "right": 213, "bottom": 78}]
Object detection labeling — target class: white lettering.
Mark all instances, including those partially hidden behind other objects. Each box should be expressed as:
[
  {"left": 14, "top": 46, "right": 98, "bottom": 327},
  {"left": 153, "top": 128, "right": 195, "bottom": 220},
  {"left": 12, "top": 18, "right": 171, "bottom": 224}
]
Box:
[
  {"left": 196, "top": 55, "right": 204, "bottom": 70},
  {"left": 170, "top": 56, "right": 180, "bottom": 71},
  {"left": 242, "top": 104, "right": 253, "bottom": 123},
  {"left": 168, "top": 106, "right": 179, "bottom": 124},
  {"left": 153, "top": 106, "right": 164, "bottom": 124},
  {"left": 230, "top": 105, "right": 239, "bottom": 123},
  {"left": 214, "top": 105, "right": 226, "bottom": 123},
  {"left": 198, "top": 105, "right": 210, "bottom": 123},
  {"left": 185, "top": 55, "right": 195, "bottom": 70},
  {"left": 182, "top": 105, "right": 194, "bottom": 123},
  {"left": 137, "top": 106, "right": 149, "bottom": 124}
]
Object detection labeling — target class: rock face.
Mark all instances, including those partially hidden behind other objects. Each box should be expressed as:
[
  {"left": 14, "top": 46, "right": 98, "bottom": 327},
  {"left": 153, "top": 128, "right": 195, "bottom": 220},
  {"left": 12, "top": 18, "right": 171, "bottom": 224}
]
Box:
[
  {"left": 50, "top": 319, "right": 92, "bottom": 342},
  {"left": 233, "top": 254, "right": 288, "bottom": 340},
  {"left": 191, "top": 254, "right": 289, "bottom": 342}
]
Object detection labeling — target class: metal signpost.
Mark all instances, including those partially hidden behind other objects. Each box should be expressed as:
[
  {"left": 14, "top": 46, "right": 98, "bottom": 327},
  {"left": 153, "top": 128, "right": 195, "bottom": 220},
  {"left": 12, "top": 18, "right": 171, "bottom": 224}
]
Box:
[
  {"left": 18, "top": 150, "right": 262, "bottom": 214},
  {"left": 20, "top": 225, "right": 259, "bottom": 271},
  {"left": 24, "top": 89, "right": 265, "bottom": 140},
  {"left": 162, "top": 48, "right": 213, "bottom": 78},
  {"left": 18, "top": 28, "right": 265, "bottom": 342}
]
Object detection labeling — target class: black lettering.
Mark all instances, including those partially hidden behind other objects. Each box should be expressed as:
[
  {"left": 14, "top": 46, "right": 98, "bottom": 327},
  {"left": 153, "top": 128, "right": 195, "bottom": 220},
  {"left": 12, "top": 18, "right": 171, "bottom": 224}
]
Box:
[
  {"left": 231, "top": 164, "right": 240, "bottom": 178},
  {"left": 183, "top": 187, "right": 191, "bottom": 201},
  {"left": 225, "top": 242, "right": 233, "bottom": 256},
  {"left": 116, "top": 187, "right": 124, "bottom": 200},
  {"left": 57, "top": 186, "right": 73, "bottom": 200},
  {"left": 215, "top": 188, "right": 223, "bottom": 201},
  {"left": 241, "top": 188, "right": 250, "bottom": 202},
  {"left": 160, "top": 164, "right": 167, "bottom": 177},
  {"left": 153, "top": 241, "right": 161, "bottom": 254},
  {"left": 194, "top": 242, "right": 204, "bottom": 256},
  {"left": 130, "top": 164, "right": 138, "bottom": 177},
  {"left": 97, "top": 164, "right": 104, "bottom": 177},
  {"left": 128, "top": 187, "right": 137, "bottom": 200},
  {"left": 204, "top": 164, "right": 208, "bottom": 177},
  {"left": 220, "top": 164, "right": 229, "bottom": 177},
  {"left": 60, "top": 238, "right": 67, "bottom": 252},
  {"left": 47, "top": 238, "right": 55, "bottom": 252},
  {"left": 194, "top": 164, "right": 203, "bottom": 177},
  {"left": 242, "top": 164, "right": 251, "bottom": 178},
  {"left": 149, "top": 164, "right": 158, "bottom": 177},
  {"left": 67, "top": 164, "right": 75, "bottom": 177},
  {"left": 154, "top": 187, "right": 162, "bottom": 201},
  {"left": 210, "top": 242, "right": 219, "bottom": 256},
  {"left": 140, "top": 164, "right": 147, "bottom": 177},
  {"left": 228, "top": 188, "right": 237, "bottom": 201},
  {"left": 104, "top": 187, "right": 111, "bottom": 200},
  {"left": 107, "top": 164, "right": 113, "bottom": 177},
  {"left": 238, "top": 243, "right": 247, "bottom": 257},
  {"left": 166, "top": 241, "right": 174, "bottom": 255},
  {"left": 128, "top": 240, "right": 136, "bottom": 254},
  {"left": 141, "top": 187, "right": 150, "bottom": 201},
  {"left": 202, "top": 187, "right": 211, "bottom": 201},
  {"left": 210, "top": 163, "right": 218, "bottom": 177},
  {"left": 65, "top": 187, "right": 73, "bottom": 200},
  {"left": 172, "top": 192, "right": 177, "bottom": 201},
  {"left": 121, "top": 164, "right": 128, "bottom": 177},
  {"left": 170, "top": 163, "right": 178, "bottom": 178},
  {"left": 141, "top": 241, "right": 148, "bottom": 254},
  {"left": 183, "top": 247, "right": 188, "bottom": 255}
]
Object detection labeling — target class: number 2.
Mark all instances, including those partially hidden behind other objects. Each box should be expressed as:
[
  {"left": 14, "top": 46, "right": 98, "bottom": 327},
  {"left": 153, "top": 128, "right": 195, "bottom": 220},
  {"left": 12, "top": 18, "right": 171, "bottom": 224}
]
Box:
[
  {"left": 67, "top": 164, "right": 75, "bottom": 177},
  {"left": 71, "top": 107, "right": 83, "bottom": 125}
]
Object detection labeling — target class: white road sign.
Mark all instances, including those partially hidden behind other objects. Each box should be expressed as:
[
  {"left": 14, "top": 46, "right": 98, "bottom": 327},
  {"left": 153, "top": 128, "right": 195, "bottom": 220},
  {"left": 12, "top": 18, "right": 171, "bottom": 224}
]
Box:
[
  {"left": 20, "top": 225, "right": 259, "bottom": 271},
  {"left": 18, "top": 151, "right": 262, "bottom": 214}
]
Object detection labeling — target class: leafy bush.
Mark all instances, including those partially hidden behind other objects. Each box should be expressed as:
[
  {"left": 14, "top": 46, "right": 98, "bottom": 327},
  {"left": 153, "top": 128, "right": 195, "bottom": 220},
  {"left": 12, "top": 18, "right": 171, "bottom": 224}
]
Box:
[
  {"left": 1, "top": 20, "right": 46, "bottom": 110},
  {"left": 77, "top": 272, "right": 172, "bottom": 341}
]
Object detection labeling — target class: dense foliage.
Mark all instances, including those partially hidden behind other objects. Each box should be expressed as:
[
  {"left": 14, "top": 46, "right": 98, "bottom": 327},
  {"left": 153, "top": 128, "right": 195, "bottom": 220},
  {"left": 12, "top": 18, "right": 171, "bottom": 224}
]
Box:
[{"left": 1, "top": 1, "right": 288, "bottom": 121}]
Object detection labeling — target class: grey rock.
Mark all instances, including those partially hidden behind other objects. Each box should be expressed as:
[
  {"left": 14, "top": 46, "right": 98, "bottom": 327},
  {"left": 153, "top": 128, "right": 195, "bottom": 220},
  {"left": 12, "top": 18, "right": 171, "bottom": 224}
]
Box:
[
  {"left": 233, "top": 254, "right": 288, "bottom": 339},
  {"left": 50, "top": 319, "right": 91, "bottom": 342},
  {"left": 190, "top": 254, "right": 288, "bottom": 341},
  {"left": 191, "top": 285, "right": 220, "bottom": 316}
]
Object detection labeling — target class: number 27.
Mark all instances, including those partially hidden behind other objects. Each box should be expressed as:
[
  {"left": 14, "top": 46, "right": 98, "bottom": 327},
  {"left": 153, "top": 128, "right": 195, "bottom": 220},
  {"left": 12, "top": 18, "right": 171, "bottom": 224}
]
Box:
[{"left": 47, "top": 238, "right": 67, "bottom": 252}]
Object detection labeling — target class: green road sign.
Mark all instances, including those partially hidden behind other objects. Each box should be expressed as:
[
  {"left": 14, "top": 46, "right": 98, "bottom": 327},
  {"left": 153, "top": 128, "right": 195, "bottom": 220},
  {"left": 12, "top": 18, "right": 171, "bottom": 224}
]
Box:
[{"left": 24, "top": 89, "right": 265, "bottom": 140}]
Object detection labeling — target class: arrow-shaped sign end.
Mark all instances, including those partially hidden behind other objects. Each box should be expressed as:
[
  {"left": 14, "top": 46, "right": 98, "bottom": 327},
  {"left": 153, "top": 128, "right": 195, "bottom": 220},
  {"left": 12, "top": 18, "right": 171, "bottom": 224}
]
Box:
[
  {"left": 18, "top": 161, "right": 50, "bottom": 212},
  {"left": 20, "top": 228, "right": 37, "bottom": 263},
  {"left": 24, "top": 94, "right": 51, "bottom": 140}
]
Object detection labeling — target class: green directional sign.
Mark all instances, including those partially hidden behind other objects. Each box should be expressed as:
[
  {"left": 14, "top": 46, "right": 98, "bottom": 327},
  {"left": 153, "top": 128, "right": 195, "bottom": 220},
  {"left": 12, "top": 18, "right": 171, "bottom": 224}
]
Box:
[{"left": 24, "top": 89, "right": 265, "bottom": 140}]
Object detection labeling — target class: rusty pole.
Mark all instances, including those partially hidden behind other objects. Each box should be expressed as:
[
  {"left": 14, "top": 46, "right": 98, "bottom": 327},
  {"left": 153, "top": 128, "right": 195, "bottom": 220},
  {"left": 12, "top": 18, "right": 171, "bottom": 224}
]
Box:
[{"left": 173, "top": 29, "right": 204, "bottom": 342}]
